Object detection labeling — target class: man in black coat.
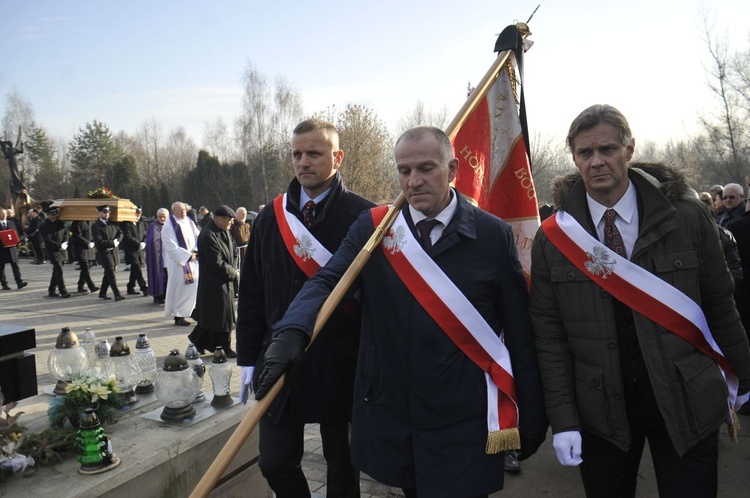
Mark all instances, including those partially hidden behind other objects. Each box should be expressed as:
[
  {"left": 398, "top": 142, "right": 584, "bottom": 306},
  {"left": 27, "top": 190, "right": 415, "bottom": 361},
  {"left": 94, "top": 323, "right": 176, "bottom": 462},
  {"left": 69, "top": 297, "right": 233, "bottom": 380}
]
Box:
[
  {"left": 91, "top": 205, "right": 125, "bottom": 302},
  {"left": 70, "top": 220, "right": 98, "bottom": 293},
  {"left": 236, "top": 119, "right": 374, "bottom": 498},
  {"left": 121, "top": 207, "right": 148, "bottom": 296},
  {"left": 188, "top": 205, "right": 239, "bottom": 356},
  {"left": 25, "top": 207, "right": 45, "bottom": 264},
  {"left": 39, "top": 208, "right": 70, "bottom": 298},
  {"left": 0, "top": 207, "right": 27, "bottom": 290}
]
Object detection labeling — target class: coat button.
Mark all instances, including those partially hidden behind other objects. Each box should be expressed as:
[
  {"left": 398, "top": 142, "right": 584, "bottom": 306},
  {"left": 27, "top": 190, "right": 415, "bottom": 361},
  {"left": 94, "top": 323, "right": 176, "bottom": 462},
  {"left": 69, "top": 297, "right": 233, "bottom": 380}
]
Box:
[
  {"left": 363, "top": 397, "right": 369, "bottom": 403},
  {"left": 607, "top": 340, "right": 616, "bottom": 349},
  {"left": 623, "top": 441, "right": 630, "bottom": 450},
  {"left": 674, "top": 260, "right": 683, "bottom": 269},
  {"left": 600, "top": 290, "right": 609, "bottom": 298},
  {"left": 591, "top": 380, "right": 600, "bottom": 388},
  {"left": 567, "top": 272, "right": 575, "bottom": 281},
  {"left": 613, "top": 392, "right": 621, "bottom": 400}
]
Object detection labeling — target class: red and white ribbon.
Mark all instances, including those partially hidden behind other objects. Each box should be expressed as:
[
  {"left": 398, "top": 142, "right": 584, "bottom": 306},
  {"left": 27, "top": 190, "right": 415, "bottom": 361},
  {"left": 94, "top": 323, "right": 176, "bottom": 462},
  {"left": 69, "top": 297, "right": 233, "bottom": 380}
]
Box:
[
  {"left": 274, "top": 194, "right": 332, "bottom": 277},
  {"left": 542, "top": 210, "right": 745, "bottom": 411},
  {"left": 372, "top": 206, "right": 519, "bottom": 436}
]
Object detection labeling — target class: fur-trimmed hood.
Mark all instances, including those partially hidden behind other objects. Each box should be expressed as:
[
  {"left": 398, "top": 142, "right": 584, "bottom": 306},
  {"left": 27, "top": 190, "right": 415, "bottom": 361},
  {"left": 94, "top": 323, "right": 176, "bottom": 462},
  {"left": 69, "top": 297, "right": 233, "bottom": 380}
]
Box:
[{"left": 551, "top": 162, "right": 692, "bottom": 210}]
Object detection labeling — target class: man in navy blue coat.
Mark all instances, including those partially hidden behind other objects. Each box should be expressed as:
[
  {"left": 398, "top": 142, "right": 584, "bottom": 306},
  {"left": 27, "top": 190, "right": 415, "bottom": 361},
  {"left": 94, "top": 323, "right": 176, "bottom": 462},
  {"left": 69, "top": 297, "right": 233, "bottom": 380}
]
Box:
[
  {"left": 236, "top": 119, "right": 374, "bottom": 497},
  {"left": 257, "top": 126, "right": 547, "bottom": 497}
]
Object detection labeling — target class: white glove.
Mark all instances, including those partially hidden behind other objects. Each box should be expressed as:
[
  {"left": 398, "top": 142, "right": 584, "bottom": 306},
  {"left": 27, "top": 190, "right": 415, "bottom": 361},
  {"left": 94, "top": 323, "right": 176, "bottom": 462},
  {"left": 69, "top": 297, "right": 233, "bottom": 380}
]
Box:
[
  {"left": 61, "top": 242, "right": 68, "bottom": 251},
  {"left": 239, "top": 366, "right": 254, "bottom": 405},
  {"left": 735, "top": 391, "right": 750, "bottom": 411},
  {"left": 553, "top": 431, "right": 583, "bottom": 466},
  {"left": 88, "top": 241, "right": 95, "bottom": 249},
  {"left": 139, "top": 241, "right": 146, "bottom": 250},
  {"left": 113, "top": 239, "right": 120, "bottom": 248}
]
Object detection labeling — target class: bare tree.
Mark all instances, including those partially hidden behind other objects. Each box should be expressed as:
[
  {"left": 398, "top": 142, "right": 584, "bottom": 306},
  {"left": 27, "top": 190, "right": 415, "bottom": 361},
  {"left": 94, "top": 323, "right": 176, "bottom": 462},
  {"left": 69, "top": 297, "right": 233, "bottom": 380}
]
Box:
[
  {"left": 528, "top": 132, "right": 574, "bottom": 206},
  {"left": 235, "top": 63, "right": 304, "bottom": 205},
  {"left": 397, "top": 100, "right": 450, "bottom": 135},
  {"left": 694, "top": 16, "right": 750, "bottom": 184},
  {"left": 202, "top": 117, "right": 238, "bottom": 163},
  {"left": 323, "top": 104, "right": 398, "bottom": 203}
]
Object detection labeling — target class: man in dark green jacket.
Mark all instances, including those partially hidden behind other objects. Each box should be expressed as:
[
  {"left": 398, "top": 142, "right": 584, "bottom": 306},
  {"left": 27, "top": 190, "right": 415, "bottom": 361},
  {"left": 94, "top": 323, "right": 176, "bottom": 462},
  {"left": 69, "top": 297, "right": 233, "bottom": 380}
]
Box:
[{"left": 530, "top": 104, "right": 750, "bottom": 497}]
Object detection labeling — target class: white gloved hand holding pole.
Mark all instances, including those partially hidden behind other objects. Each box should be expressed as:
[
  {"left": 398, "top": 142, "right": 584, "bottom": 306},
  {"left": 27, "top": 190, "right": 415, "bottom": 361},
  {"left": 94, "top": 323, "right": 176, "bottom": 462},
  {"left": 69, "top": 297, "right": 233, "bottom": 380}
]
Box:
[
  {"left": 61, "top": 242, "right": 68, "bottom": 251},
  {"left": 239, "top": 366, "right": 255, "bottom": 405},
  {"left": 88, "top": 241, "right": 95, "bottom": 249},
  {"left": 553, "top": 430, "right": 583, "bottom": 466},
  {"left": 113, "top": 239, "right": 120, "bottom": 248}
]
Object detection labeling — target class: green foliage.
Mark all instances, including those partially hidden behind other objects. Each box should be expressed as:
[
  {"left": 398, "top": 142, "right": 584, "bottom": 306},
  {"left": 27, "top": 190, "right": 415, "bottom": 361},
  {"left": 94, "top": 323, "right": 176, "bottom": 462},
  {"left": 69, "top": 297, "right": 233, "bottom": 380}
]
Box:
[
  {"left": 68, "top": 120, "right": 125, "bottom": 192},
  {"left": 18, "top": 426, "right": 77, "bottom": 467},
  {"left": 47, "top": 373, "right": 125, "bottom": 429}
]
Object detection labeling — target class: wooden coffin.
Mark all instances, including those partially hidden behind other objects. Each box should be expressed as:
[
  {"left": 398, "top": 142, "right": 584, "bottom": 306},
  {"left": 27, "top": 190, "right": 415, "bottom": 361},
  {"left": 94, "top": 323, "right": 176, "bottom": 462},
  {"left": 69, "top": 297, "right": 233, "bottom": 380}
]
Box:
[{"left": 49, "top": 198, "right": 139, "bottom": 222}]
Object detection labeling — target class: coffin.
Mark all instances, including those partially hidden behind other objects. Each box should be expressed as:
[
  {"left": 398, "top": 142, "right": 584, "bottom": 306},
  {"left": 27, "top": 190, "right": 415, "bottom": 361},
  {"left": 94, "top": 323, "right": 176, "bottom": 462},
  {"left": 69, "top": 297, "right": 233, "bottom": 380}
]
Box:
[{"left": 49, "top": 198, "right": 139, "bottom": 222}]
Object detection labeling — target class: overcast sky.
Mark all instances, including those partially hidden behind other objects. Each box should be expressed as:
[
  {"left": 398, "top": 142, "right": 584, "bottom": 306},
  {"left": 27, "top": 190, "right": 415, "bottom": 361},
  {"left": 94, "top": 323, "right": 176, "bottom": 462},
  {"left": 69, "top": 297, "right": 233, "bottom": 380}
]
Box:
[{"left": 2, "top": 0, "right": 749, "bottom": 153}]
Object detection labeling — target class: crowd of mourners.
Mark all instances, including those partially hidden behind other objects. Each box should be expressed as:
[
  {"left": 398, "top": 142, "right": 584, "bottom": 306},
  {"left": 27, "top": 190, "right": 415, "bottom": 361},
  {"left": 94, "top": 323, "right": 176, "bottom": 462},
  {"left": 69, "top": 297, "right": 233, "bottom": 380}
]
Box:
[{"left": 2, "top": 107, "right": 750, "bottom": 497}]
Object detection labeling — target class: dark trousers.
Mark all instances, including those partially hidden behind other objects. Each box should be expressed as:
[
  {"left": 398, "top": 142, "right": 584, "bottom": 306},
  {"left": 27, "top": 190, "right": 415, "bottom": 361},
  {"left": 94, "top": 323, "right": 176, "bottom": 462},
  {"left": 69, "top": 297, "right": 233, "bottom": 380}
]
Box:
[
  {"left": 579, "top": 387, "right": 718, "bottom": 498},
  {"left": 30, "top": 236, "right": 44, "bottom": 263},
  {"left": 402, "top": 490, "right": 487, "bottom": 498},
  {"left": 48, "top": 258, "right": 67, "bottom": 294},
  {"left": 76, "top": 255, "right": 96, "bottom": 291},
  {"left": 99, "top": 264, "right": 121, "bottom": 298},
  {"left": 0, "top": 261, "right": 22, "bottom": 285},
  {"left": 258, "top": 409, "right": 359, "bottom": 498},
  {"left": 127, "top": 263, "right": 147, "bottom": 292}
]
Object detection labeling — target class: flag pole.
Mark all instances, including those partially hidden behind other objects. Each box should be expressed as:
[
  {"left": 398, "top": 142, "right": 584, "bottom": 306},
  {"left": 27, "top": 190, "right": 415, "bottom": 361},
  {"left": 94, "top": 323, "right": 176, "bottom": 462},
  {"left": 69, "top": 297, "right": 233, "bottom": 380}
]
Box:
[{"left": 190, "top": 41, "right": 518, "bottom": 498}]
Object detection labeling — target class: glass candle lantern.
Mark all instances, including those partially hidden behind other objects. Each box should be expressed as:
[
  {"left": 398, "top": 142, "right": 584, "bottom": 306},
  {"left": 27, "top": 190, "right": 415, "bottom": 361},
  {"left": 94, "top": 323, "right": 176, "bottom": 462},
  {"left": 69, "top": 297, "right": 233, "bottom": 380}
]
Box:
[
  {"left": 154, "top": 349, "right": 202, "bottom": 422},
  {"left": 47, "top": 327, "right": 90, "bottom": 395},
  {"left": 80, "top": 327, "right": 98, "bottom": 372},
  {"left": 101, "top": 336, "right": 141, "bottom": 405},
  {"left": 209, "top": 347, "right": 233, "bottom": 408},
  {"left": 134, "top": 334, "right": 158, "bottom": 394},
  {"left": 76, "top": 407, "right": 121, "bottom": 475},
  {"left": 184, "top": 343, "right": 206, "bottom": 403}
]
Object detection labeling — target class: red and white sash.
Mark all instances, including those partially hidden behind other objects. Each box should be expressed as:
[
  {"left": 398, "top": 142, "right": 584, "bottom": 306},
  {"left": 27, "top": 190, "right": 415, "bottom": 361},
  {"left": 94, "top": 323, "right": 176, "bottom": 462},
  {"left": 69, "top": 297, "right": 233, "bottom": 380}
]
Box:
[
  {"left": 274, "top": 194, "right": 332, "bottom": 278},
  {"left": 541, "top": 210, "right": 747, "bottom": 413},
  {"left": 371, "top": 206, "right": 520, "bottom": 453}
]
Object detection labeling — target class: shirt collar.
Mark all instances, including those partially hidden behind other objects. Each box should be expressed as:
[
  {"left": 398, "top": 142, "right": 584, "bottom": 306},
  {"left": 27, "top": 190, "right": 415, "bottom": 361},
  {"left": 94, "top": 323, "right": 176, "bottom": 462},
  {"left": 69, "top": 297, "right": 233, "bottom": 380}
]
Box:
[
  {"left": 300, "top": 186, "right": 332, "bottom": 208},
  {"left": 409, "top": 188, "right": 458, "bottom": 227},
  {"left": 586, "top": 180, "right": 637, "bottom": 226}
]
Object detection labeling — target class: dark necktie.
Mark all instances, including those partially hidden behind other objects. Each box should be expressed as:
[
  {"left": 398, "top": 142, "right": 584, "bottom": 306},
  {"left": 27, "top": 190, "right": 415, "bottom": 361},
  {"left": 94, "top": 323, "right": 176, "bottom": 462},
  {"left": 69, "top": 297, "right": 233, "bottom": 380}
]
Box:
[
  {"left": 303, "top": 200, "right": 316, "bottom": 228},
  {"left": 416, "top": 219, "right": 440, "bottom": 249},
  {"left": 603, "top": 209, "right": 627, "bottom": 258}
]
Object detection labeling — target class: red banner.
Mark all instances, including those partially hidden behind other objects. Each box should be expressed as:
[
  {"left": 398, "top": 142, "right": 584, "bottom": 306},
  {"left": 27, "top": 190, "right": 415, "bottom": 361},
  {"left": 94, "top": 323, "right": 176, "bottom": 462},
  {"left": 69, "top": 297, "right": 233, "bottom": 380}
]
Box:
[{"left": 452, "top": 53, "right": 540, "bottom": 281}]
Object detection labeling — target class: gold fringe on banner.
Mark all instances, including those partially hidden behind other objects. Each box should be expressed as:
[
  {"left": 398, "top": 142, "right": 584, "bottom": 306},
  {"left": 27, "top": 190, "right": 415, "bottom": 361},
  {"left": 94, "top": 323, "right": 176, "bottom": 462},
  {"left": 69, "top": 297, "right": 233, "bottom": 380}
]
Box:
[
  {"left": 485, "top": 427, "right": 521, "bottom": 454},
  {"left": 727, "top": 409, "right": 740, "bottom": 443}
]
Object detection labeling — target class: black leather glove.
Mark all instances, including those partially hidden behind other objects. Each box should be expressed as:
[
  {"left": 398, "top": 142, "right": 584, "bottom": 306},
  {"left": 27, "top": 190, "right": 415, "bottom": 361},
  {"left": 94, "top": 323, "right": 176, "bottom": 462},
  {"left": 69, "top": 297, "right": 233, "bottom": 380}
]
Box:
[
  {"left": 517, "top": 433, "right": 546, "bottom": 461},
  {"left": 255, "top": 329, "right": 309, "bottom": 400}
]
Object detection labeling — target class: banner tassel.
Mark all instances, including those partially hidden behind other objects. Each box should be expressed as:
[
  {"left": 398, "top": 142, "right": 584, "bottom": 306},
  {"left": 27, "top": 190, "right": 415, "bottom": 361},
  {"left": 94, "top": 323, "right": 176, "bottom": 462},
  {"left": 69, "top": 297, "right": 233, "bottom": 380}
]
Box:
[
  {"left": 485, "top": 427, "right": 520, "bottom": 454},
  {"left": 727, "top": 408, "right": 740, "bottom": 443}
]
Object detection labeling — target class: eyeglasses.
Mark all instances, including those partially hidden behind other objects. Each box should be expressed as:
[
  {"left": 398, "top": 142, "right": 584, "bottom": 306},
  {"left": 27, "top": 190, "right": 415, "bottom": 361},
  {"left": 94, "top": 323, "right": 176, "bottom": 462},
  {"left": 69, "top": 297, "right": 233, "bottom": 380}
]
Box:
[{"left": 722, "top": 195, "right": 737, "bottom": 200}]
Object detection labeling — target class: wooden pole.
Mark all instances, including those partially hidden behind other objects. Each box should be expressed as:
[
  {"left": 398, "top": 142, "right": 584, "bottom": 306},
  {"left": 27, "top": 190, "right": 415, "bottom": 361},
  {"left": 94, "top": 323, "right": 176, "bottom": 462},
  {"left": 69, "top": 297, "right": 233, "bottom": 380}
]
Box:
[{"left": 190, "top": 45, "right": 516, "bottom": 498}]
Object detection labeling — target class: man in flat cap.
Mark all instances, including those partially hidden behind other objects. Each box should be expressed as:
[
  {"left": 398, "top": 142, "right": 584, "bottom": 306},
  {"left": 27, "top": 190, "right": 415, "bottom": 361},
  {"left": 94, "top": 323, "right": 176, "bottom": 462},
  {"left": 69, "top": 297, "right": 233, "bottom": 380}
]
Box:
[
  {"left": 39, "top": 207, "right": 71, "bottom": 298},
  {"left": 91, "top": 204, "right": 125, "bottom": 301},
  {"left": 188, "top": 205, "right": 239, "bottom": 356},
  {"left": 121, "top": 206, "right": 148, "bottom": 296}
]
